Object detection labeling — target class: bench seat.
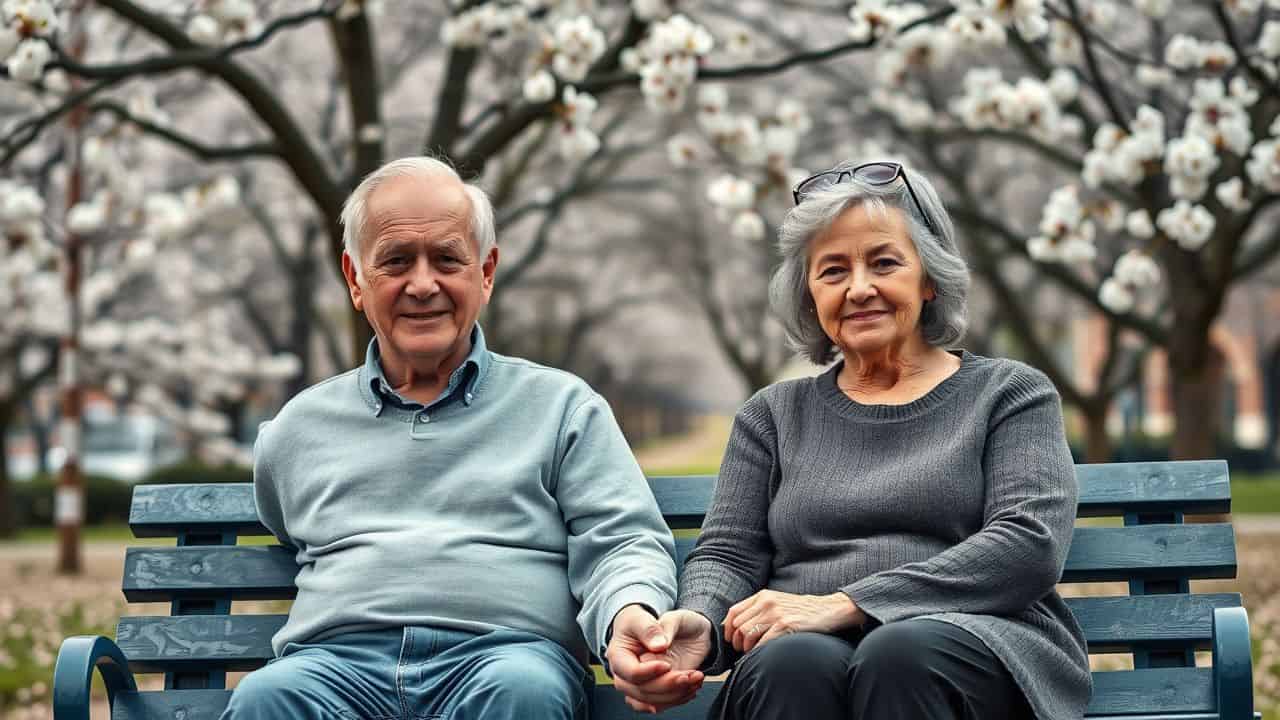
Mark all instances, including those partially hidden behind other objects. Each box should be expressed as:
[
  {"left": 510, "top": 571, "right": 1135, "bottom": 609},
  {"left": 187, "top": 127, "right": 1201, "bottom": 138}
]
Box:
[{"left": 54, "top": 460, "right": 1256, "bottom": 719}]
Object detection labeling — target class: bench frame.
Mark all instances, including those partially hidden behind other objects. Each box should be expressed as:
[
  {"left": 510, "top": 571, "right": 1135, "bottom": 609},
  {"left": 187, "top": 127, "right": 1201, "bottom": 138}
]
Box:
[{"left": 53, "top": 460, "right": 1256, "bottom": 719}]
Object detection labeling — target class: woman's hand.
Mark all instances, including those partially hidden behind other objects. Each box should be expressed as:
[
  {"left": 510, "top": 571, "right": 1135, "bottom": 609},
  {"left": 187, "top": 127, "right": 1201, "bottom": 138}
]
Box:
[
  {"left": 618, "top": 610, "right": 714, "bottom": 714},
  {"left": 724, "top": 590, "right": 867, "bottom": 653}
]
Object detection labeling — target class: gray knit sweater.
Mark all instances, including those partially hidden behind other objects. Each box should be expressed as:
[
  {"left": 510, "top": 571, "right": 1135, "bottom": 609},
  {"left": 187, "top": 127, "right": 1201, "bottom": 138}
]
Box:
[{"left": 678, "top": 351, "right": 1091, "bottom": 720}]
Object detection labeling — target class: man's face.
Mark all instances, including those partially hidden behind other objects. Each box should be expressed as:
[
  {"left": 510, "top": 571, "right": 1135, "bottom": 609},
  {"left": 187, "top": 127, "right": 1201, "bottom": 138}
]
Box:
[{"left": 342, "top": 174, "right": 497, "bottom": 368}]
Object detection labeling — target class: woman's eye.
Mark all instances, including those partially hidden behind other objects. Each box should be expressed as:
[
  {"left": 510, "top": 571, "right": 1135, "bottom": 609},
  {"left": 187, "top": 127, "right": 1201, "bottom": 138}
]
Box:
[
  {"left": 873, "top": 258, "right": 900, "bottom": 269},
  {"left": 819, "top": 266, "right": 845, "bottom": 278}
]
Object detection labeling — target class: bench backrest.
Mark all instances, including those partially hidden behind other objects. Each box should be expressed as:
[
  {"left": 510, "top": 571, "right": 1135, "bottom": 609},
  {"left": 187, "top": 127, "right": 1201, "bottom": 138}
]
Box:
[{"left": 117, "top": 460, "right": 1238, "bottom": 718}]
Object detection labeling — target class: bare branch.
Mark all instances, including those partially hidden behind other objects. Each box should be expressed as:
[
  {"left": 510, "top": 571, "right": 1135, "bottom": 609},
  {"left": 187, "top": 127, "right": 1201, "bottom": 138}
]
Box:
[{"left": 90, "top": 100, "right": 281, "bottom": 159}]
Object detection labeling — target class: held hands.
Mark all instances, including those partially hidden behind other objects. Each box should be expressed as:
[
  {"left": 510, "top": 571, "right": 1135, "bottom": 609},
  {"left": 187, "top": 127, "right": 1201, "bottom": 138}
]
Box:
[
  {"left": 607, "top": 606, "right": 712, "bottom": 714},
  {"left": 724, "top": 590, "right": 867, "bottom": 654}
]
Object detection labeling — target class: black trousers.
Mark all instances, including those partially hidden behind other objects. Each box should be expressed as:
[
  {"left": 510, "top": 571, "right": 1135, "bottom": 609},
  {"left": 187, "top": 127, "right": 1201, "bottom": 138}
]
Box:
[{"left": 715, "top": 618, "right": 1034, "bottom": 720}]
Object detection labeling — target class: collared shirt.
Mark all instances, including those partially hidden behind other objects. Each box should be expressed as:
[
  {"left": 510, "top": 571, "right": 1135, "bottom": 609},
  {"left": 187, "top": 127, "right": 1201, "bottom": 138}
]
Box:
[
  {"left": 252, "top": 323, "right": 678, "bottom": 666},
  {"left": 361, "top": 324, "right": 488, "bottom": 416}
]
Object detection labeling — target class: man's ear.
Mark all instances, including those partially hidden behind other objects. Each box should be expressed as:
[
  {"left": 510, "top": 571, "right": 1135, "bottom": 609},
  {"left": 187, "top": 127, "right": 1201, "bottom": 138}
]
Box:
[
  {"left": 480, "top": 246, "right": 499, "bottom": 300},
  {"left": 341, "top": 251, "right": 364, "bottom": 312}
]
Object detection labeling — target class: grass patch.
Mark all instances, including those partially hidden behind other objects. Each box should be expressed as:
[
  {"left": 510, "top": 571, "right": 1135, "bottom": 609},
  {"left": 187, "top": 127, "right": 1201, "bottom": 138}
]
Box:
[{"left": 1231, "top": 473, "right": 1280, "bottom": 514}]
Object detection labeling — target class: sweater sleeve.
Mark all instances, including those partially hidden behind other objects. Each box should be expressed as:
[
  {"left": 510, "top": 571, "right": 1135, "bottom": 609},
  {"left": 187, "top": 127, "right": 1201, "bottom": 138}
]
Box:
[
  {"left": 842, "top": 369, "right": 1078, "bottom": 623},
  {"left": 677, "top": 395, "right": 779, "bottom": 673},
  {"left": 251, "top": 420, "right": 292, "bottom": 547},
  {"left": 555, "top": 393, "right": 678, "bottom": 662}
]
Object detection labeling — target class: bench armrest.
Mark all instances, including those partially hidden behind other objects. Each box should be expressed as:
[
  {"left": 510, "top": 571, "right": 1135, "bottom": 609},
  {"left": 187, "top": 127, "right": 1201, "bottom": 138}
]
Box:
[
  {"left": 1212, "top": 606, "right": 1253, "bottom": 720},
  {"left": 53, "top": 635, "right": 138, "bottom": 720}
]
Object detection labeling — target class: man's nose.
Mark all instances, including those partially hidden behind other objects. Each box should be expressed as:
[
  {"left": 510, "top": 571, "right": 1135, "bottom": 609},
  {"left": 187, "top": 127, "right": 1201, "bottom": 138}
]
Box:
[{"left": 404, "top": 257, "right": 439, "bottom": 298}]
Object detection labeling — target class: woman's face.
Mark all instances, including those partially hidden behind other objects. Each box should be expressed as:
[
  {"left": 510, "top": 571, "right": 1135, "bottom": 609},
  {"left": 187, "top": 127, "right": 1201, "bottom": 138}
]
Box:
[{"left": 806, "top": 204, "right": 934, "bottom": 359}]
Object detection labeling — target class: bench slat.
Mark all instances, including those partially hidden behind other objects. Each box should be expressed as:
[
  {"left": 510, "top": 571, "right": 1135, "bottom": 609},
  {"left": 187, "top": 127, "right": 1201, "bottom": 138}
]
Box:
[
  {"left": 122, "top": 546, "right": 298, "bottom": 602},
  {"left": 106, "top": 670, "right": 1218, "bottom": 719},
  {"left": 113, "top": 689, "right": 231, "bottom": 720},
  {"left": 116, "top": 615, "right": 287, "bottom": 673},
  {"left": 127, "top": 460, "right": 1233, "bottom": 538},
  {"left": 1074, "top": 461, "right": 1229, "bottom": 517},
  {"left": 112, "top": 594, "right": 1243, "bottom": 675},
  {"left": 1067, "top": 593, "right": 1241, "bottom": 651},
  {"left": 130, "top": 484, "right": 264, "bottom": 538},
  {"left": 1087, "top": 667, "right": 1214, "bottom": 715},
  {"left": 1062, "top": 524, "right": 1236, "bottom": 582},
  {"left": 675, "top": 525, "right": 1236, "bottom": 584},
  {"left": 121, "top": 524, "right": 1234, "bottom": 602}
]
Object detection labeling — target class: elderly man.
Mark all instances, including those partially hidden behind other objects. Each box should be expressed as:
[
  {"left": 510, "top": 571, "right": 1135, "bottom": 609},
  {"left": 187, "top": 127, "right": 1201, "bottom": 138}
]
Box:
[{"left": 220, "top": 157, "right": 695, "bottom": 720}]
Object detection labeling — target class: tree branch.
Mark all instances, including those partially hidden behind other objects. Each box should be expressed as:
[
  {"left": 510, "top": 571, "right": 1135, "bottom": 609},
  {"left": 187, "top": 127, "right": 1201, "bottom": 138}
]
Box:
[{"left": 91, "top": 100, "right": 282, "bottom": 159}]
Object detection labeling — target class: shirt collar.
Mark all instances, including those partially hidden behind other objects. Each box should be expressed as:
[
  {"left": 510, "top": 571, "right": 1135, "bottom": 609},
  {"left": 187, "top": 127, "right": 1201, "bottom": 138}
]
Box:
[{"left": 360, "top": 324, "right": 490, "bottom": 415}]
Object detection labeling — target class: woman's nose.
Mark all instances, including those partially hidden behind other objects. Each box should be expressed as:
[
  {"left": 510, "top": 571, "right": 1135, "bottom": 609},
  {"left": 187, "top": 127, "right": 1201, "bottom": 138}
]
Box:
[{"left": 845, "top": 268, "right": 876, "bottom": 303}]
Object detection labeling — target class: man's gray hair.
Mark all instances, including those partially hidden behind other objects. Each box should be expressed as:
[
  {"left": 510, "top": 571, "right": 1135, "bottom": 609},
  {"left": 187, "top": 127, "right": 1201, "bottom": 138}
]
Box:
[
  {"left": 768, "top": 161, "right": 970, "bottom": 365},
  {"left": 340, "top": 156, "right": 496, "bottom": 274}
]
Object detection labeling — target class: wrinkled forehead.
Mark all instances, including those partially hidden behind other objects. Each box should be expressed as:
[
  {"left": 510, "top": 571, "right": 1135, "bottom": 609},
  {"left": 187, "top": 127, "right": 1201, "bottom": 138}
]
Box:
[
  {"left": 810, "top": 202, "right": 914, "bottom": 253},
  {"left": 365, "top": 174, "right": 473, "bottom": 238}
]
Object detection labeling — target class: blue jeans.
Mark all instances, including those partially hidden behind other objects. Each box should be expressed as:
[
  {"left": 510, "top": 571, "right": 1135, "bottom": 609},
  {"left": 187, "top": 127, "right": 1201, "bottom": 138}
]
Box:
[{"left": 220, "top": 626, "right": 590, "bottom": 720}]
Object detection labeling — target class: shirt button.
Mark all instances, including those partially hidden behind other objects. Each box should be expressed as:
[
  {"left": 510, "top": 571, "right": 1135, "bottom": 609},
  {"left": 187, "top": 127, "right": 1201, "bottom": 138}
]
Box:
[{"left": 418, "top": 413, "right": 430, "bottom": 423}]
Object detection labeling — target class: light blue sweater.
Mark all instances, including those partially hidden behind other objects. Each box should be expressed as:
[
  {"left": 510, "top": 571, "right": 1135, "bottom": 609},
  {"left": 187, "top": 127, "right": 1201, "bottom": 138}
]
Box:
[{"left": 253, "top": 327, "right": 678, "bottom": 665}]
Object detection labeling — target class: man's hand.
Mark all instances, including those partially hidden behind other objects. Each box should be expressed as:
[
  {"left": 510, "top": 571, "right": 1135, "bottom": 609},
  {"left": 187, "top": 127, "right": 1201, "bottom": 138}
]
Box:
[
  {"left": 723, "top": 590, "right": 866, "bottom": 654},
  {"left": 607, "top": 606, "right": 709, "bottom": 714}
]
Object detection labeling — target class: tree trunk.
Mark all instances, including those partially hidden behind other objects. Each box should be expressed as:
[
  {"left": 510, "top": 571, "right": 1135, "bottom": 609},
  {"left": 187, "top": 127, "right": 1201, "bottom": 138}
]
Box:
[
  {"left": 1080, "top": 402, "right": 1113, "bottom": 464},
  {"left": 1168, "top": 335, "right": 1225, "bottom": 460},
  {"left": 0, "top": 401, "right": 15, "bottom": 538}
]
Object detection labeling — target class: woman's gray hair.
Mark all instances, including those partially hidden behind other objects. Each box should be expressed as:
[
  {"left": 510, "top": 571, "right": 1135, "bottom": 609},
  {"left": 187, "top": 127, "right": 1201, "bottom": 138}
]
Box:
[
  {"left": 769, "top": 160, "right": 970, "bottom": 365},
  {"left": 340, "top": 156, "right": 496, "bottom": 277}
]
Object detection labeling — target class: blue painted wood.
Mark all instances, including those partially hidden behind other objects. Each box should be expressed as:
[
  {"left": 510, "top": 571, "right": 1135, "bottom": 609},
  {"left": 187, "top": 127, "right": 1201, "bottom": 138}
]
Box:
[
  {"left": 123, "top": 461, "right": 1232, "bottom": 537},
  {"left": 53, "top": 635, "right": 138, "bottom": 720},
  {"left": 1214, "top": 607, "right": 1254, "bottom": 720},
  {"left": 130, "top": 484, "right": 264, "bottom": 538},
  {"left": 1075, "top": 461, "right": 1230, "bottom": 517},
  {"left": 111, "top": 689, "right": 231, "bottom": 720},
  {"left": 1087, "top": 667, "right": 1214, "bottom": 715},
  {"left": 1067, "top": 593, "right": 1241, "bottom": 652},
  {"left": 1062, "top": 524, "right": 1236, "bottom": 582},
  {"left": 121, "top": 546, "right": 298, "bottom": 602},
  {"left": 115, "top": 615, "right": 286, "bottom": 674},
  {"left": 678, "top": 525, "right": 1238, "bottom": 583}
]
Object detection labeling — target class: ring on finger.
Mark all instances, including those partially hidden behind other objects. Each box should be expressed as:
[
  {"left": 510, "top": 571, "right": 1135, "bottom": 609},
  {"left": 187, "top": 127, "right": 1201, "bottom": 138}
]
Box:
[{"left": 749, "top": 623, "right": 766, "bottom": 635}]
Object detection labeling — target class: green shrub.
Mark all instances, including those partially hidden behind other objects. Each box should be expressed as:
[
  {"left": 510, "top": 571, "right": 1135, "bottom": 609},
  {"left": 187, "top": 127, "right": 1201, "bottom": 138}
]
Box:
[
  {"left": 11, "top": 474, "right": 133, "bottom": 527},
  {"left": 141, "top": 461, "right": 251, "bottom": 485}
]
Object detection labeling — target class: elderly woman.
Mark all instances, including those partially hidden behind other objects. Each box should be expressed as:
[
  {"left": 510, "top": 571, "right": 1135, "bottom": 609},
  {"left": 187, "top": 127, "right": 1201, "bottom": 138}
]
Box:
[{"left": 625, "top": 161, "right": 1091, "bottom": 720}]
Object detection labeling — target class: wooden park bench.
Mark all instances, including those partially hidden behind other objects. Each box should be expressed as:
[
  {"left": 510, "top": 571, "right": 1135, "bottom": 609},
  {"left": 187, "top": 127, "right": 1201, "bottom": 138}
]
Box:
[{"left": 54, "top": 459, "right": 1255, "bottom": 719}]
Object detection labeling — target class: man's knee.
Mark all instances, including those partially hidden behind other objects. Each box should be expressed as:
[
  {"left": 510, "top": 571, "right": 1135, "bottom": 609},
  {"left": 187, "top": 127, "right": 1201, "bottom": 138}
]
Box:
[
  {"left": 223, "top": 663, "right": 313, "bottom": 719},
  {"left": 453, "top": 643, "right": 585, "bottom": 719}
]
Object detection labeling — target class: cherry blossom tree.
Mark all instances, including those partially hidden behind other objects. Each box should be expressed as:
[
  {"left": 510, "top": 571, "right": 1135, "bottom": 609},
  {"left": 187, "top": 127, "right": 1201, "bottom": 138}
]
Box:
[{"left": 6, "top": 0, "right": 1280, "bottom": 465}]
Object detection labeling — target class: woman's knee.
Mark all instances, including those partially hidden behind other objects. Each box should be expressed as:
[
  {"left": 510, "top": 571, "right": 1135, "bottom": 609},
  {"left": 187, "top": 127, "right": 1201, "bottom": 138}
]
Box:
[
  {"left": 852, "top": 619, "right": 957, "bottom": 678},
  {"left": 737, "top": 632, "right": 850, "bottom": 684}
]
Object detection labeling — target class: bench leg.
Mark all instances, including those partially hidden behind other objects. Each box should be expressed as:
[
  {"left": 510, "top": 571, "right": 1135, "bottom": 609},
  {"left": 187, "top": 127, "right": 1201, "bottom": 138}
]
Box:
[
  {"left": 53, "top": 635, "right": 138, "bottom": 720},
  {"left": 1212, "top": 607, "right": 1253, "bottom": 720}
]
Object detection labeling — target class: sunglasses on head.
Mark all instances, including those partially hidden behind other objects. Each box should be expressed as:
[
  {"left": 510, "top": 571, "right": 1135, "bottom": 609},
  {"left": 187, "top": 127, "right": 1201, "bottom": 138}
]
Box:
[{"left": 791, "top": 161, "right": 937, "bottom": 237}]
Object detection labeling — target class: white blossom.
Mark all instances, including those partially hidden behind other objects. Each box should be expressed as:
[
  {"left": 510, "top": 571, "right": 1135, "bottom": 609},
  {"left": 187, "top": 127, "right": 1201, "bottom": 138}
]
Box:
[
  {"left": 1113, "top": 250, "right": 1160, "bottom": 288},
  {"left": 1215, "top": 177, "right": 1250, "bottom": 212},
  {"left": 1098, "top": 278, "right": 1134, "bottom": 313},
  {"left": 558, "top": 124, "right": 599, "bottom": 160},
  {"left": 776, "top": 99, "right": 812, "bottom": 134},
  {"left": 945, "top": 6, "right": 1007, "bottom": 49},
  {"left": 706, "top": 174, "right": 755, "bottom": 210},
  {"left": 1156, "top": 200, "right": 1215, "bottom": 251},
  {"left": 522, "top": 69, "right": 556, "bottom": 103},
  {"left": 1126, "top": 210, "right": 1155, "bottom": 239},
  {"left": 1261, "top": 21, "right": 1280, "bottom": 59},
  {"left": 666, "top": 133, "right": 701, "bottom": 167},
  {"left": 1134, "top": 0, "right": 1170, "bottom": 17},
  {"left": 1047, "top": 68, "right": 1078, "bottom": 104},
  {"left": 1164, "top": 134, "right": 1219, "bottom": 201},
  {"left": 730, "top": 210, "right": 766, "bottom": 241},
  {"left": 1135, "top": 64, "right": 1173, "bottom": 88},
  {"left": 1246, "top": 138, "right": 1280, "bottom": 192},
  {"left": 186, "top": 14, "right": 221, "bottom": 45},
  {"left": 66, "top": 200, "right": 107, "bottom": 235},
  {"left": 0, "top": 20, "right": 21, "bottom": 59},
  {"left": 632, "top": 0, "right": 670, "bottom": 21},
  {"left": 980, "top": 0, "right": 1048, "bottom": 40},
  {"left": 724, "top": 28, "right": 755, "bottom": 59},
  {"left": 7, "top": 38, "right": 50, "bottom": 82}
]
